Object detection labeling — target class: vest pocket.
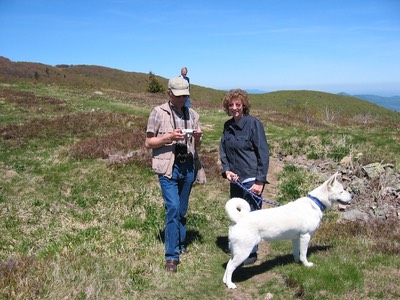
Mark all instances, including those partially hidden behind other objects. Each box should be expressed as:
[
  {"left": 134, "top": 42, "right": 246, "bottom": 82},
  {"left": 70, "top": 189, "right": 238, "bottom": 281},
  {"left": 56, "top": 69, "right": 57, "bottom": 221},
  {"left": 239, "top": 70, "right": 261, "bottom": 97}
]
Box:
[
  {"left": 152, "top": 157, "right": 170, "bottom": 174},
  {"left": 152, "top": 146, "right": 174, "bottom": 174}
]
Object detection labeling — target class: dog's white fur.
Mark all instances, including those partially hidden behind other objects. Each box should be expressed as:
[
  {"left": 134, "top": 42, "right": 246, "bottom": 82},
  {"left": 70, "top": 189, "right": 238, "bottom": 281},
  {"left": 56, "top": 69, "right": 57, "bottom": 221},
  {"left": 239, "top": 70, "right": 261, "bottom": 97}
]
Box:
[{"left": 223, "top": 173, "right": 352, "bottom": 289}]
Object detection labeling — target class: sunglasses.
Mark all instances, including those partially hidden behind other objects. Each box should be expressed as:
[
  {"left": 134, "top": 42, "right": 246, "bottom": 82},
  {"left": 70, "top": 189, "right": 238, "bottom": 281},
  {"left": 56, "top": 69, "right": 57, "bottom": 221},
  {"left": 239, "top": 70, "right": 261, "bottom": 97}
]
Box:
[{"left": 174, "top": 95, "right": 189, "bottom": 99}]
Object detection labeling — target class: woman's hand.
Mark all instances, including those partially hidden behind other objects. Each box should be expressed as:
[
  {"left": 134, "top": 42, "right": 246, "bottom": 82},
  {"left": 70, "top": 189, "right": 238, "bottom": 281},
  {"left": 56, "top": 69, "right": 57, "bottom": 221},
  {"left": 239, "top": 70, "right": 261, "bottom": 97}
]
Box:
[
  {"left": 250, "top": 182, "right": 263, "bottom": 195},
  {"left": 225, "top": 171, "right": 239, "bottom": 182}
]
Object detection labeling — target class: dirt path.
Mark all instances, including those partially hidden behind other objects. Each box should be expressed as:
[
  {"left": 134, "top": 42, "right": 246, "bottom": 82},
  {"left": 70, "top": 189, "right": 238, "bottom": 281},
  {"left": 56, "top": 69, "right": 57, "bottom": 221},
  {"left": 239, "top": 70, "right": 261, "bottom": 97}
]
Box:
[{"left": 263, "top": 157, "right": 284, "bottom": 204}]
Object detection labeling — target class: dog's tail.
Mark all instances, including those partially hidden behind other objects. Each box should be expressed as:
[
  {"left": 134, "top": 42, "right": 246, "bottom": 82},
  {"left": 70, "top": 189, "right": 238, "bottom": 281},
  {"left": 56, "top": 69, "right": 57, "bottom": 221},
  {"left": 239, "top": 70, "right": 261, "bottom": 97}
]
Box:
[{"left": 225, "top": 197, "right": 251, "bottom": 224}]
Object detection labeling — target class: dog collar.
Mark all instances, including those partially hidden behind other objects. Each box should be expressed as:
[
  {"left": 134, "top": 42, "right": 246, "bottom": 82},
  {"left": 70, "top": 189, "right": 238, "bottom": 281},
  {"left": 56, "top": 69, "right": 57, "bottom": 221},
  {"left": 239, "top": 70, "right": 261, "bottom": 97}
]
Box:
[{"left": 307, "top": 194, "right": 326, "bottom": 211}]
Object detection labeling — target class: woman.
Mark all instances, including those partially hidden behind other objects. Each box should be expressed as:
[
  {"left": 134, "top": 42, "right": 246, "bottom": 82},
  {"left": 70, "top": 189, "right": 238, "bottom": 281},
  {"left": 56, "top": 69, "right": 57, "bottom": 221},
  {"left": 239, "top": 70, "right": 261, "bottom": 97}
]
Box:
[{"left": 219, "top": 88, "right": 270, "bottom": 265}]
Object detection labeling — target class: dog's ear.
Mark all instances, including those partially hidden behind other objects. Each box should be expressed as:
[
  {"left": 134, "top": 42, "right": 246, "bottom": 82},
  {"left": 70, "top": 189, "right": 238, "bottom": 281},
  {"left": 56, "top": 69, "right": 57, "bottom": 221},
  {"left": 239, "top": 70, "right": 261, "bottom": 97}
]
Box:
[{"left": 327, "top": 173, "right": 338, "bottom": 187}]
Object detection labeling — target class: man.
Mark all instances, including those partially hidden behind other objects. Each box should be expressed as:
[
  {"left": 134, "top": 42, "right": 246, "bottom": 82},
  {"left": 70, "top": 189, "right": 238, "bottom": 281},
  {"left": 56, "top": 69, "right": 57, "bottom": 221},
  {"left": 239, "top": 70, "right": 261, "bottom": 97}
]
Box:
[
  {"left": 180, "top": 67, "right": 190, "bottom": 108},
  {"left": 145, "top": 76, "right": 203, "bottom": 272}
]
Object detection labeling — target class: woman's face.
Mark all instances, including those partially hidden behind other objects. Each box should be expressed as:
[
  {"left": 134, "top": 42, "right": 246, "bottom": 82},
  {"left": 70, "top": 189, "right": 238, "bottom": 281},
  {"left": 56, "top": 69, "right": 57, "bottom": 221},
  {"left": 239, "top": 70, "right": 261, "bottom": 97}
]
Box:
[{"left": 228, "top": 98, "right": 244, "bottom": 120}]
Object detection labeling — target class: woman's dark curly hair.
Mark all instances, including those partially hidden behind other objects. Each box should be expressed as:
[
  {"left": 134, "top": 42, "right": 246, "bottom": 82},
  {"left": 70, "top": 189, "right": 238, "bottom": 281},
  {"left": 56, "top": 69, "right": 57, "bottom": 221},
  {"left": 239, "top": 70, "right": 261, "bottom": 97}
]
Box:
[{"left": 222, "top": 89, "right": 251, "bottom": 116}]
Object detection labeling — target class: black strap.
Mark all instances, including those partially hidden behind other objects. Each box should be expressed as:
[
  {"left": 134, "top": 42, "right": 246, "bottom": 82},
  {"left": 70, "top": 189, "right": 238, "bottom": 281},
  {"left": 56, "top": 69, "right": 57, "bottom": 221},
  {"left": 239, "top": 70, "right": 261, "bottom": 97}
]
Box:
[{"left": 168, "top": 102, "right": 188, "bottom": 129}]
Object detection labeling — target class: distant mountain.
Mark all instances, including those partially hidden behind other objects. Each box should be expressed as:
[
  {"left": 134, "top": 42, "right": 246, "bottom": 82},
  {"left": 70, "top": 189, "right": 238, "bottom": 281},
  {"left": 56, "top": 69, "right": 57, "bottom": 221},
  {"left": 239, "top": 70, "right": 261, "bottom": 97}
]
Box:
[
  {"left": 353, "top": 95, "right": 400, "bottom": 112},
  {"left": 338, "top": 92, "right": 400, "bottom": 112},
  {"left": 246, "top": 89, "right": 267, "bottom": 94}
]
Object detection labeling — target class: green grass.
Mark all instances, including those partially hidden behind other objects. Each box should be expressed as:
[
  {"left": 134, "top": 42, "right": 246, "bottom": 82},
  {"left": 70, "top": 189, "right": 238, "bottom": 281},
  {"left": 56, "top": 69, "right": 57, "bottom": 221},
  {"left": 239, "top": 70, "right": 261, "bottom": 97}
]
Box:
[{"left": 1, "top": 83, "right": 400, "bottom": 299}]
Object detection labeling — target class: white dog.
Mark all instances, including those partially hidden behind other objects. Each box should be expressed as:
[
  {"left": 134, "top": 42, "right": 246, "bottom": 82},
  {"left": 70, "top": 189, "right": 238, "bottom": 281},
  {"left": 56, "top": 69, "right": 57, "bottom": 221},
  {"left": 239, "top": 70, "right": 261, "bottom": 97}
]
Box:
[{"left": 223, "top": 173, "right": 352, "bottom": 289}]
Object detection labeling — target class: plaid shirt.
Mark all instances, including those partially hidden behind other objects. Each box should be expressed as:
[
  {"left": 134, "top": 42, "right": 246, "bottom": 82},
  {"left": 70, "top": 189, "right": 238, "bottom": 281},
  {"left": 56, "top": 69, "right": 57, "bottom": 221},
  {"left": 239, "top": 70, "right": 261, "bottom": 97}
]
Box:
[
  {"left": 146, "top": 101, "right": 201, "bottom": 177},
  {"left": 147, "top": 103, "right": 188, "bottom": 135}
]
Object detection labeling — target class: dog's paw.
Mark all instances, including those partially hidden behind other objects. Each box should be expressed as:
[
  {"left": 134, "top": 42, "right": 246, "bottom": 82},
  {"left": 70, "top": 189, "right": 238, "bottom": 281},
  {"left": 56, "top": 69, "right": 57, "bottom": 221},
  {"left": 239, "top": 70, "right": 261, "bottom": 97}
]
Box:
[
  {"left": 226, "top": 282, "right": 237, "bottom": 289},
  {"left": 304, "top": 262, "right": 314, "bottom": 267}
]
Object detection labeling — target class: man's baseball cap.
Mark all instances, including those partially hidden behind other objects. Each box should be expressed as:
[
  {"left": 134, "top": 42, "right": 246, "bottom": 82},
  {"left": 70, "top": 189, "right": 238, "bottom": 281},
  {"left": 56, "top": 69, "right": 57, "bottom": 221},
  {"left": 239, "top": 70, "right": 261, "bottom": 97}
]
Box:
[{"left": 168, "top": 77, "right": 190, "bottom": 96}]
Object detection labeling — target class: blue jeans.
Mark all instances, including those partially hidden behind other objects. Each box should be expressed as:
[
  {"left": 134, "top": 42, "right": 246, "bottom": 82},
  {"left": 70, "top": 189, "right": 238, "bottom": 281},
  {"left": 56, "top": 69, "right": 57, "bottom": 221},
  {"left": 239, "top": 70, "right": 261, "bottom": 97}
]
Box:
[
  {"left": 159, "top": 161, "right": 195, "bottom": 261},
  {"left": 230, "top": 180, "right": 264, "bottom": 254}
]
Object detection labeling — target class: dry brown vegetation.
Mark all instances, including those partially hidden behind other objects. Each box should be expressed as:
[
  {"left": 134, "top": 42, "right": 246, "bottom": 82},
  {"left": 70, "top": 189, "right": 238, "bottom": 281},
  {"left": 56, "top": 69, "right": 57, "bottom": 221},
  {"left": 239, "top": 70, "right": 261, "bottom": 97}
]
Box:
[
  {"left": 317, "top": 218, "right": 400, "bottom": 255},
  {"left": 0, "top": 256, "right": 46, "bottom": 298},
  {"left": 1, "top": 110, "right": 143, "bottom": 142},
  {"left": 0, "top": 88, "right": 66, "bottom": 107}
]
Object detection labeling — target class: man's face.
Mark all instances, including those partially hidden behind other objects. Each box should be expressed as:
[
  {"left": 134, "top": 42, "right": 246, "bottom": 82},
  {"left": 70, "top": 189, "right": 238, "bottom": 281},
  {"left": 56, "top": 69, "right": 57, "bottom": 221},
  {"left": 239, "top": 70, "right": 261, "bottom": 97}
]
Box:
[{"left": 169, "top": 91, "right": 188, "bottom": 107}]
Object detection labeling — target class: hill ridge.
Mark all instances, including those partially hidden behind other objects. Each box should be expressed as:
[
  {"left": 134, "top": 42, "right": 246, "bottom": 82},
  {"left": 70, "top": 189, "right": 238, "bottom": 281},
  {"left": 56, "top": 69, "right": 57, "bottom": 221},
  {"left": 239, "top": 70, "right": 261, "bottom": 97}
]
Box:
[{"left": 1, "top": 56, "right": 399, "bottom": 117}]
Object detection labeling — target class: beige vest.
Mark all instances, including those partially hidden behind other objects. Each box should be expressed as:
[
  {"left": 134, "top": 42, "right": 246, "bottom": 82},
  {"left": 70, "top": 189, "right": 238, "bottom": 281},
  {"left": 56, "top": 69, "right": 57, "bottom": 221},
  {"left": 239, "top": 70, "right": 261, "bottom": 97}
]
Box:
[{"left": 151, "top": 102, "right": 200, "bottom": 178}]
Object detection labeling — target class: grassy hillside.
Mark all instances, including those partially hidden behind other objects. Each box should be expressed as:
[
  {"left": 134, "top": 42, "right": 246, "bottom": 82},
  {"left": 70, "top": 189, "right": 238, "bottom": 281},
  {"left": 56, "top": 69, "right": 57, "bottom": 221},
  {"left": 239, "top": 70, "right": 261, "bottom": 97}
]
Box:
[
  {"left": 1, "top": 59, "right": 400, "bottom": 299},
  {"left": 252, "top": 90, "right": 397, "bottom": 120},
  {"left": 0, "top": 56, "right": 154, "bottom": 93},
  {"left": 0, "top": 56, "right": 225, "bottom": 103},
  {"left": 2, "top": 56, "right": 398, "bottom": 119}
]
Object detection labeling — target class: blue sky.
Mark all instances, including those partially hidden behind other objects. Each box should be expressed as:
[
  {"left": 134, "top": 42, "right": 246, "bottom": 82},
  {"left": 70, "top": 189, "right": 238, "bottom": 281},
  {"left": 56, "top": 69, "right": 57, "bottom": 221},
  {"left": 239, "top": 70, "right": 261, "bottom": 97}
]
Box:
[{"left": 1, "top": 0, "right": 399, "bottom": 96}]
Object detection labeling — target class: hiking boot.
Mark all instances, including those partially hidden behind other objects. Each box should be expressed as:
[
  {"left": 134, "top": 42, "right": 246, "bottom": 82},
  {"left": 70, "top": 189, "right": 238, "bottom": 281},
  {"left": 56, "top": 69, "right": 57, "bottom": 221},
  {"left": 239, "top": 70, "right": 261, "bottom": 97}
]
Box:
[
  {"left": 165, "top": 260, "right": 178, "bottom": 272},
  {"left": 242, "top": 253, "right": 257, "bottom": 266},
  {"left": 179, "top": 249, "right": 188, "bottom": 255}
]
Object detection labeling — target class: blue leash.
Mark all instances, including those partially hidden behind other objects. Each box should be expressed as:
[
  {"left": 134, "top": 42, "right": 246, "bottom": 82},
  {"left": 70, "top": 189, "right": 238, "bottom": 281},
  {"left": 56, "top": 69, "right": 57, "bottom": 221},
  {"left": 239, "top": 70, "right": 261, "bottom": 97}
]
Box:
[{"left": 232, "top": 179, "right": 282, "bottom": 208}]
